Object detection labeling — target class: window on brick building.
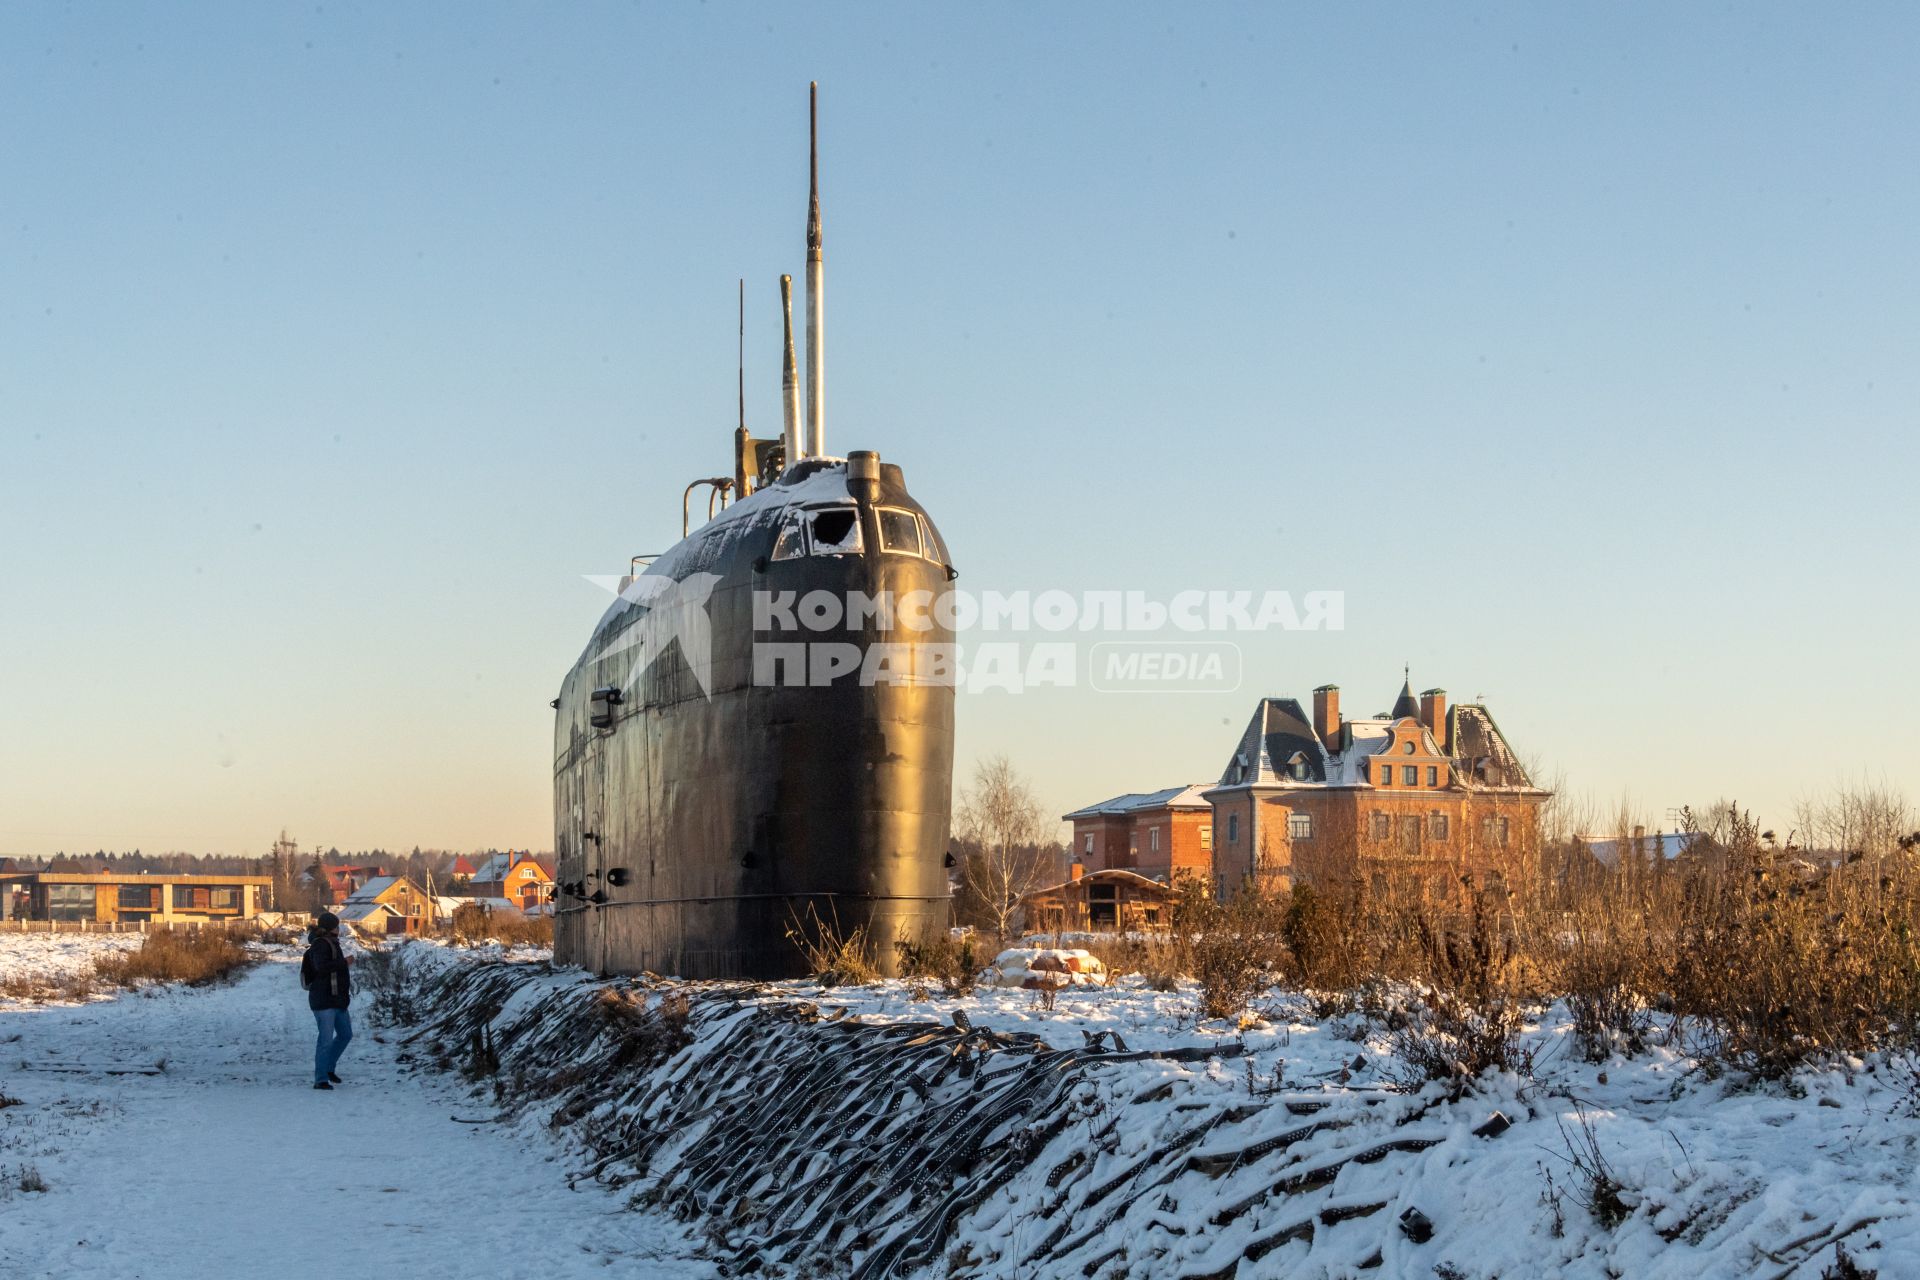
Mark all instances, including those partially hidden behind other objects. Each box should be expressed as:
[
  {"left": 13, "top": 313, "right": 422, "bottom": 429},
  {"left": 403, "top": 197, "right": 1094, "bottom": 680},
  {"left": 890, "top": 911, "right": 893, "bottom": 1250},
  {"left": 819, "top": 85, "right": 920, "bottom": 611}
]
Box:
[
  {"left": 1200, "top": 825, "right": 1211, "bottom": 849},
  {"left": 1402, "top": 765, "right": 1417, "bottom": 786},
  {"left": 1227, "top": 814, "right": 1239, "bottom": 843},
  {"left": 1426, "top": 766, "right": 1438, "bottom": 787},
  {"left": 1370, "top": 812, "right": 1389, "bottom": 840},
  {"left": 1150, "top": 827, "right": 1160, "bottom": 852},
  {"left": 1430, "top": 813, "right": 1449, "bottom": 840},
  {"left": 1377, "top": 764, "right": 1391, "bottom": 787},
  {"left": 1084, "top": 833, "right": 1093, "bottom": 855},
  {"left": 1288, "top": 812, "right": 1313, "bottom": 840},
  {"left": 1498, "top": 817, "right": 1511, "bottom": 848}
]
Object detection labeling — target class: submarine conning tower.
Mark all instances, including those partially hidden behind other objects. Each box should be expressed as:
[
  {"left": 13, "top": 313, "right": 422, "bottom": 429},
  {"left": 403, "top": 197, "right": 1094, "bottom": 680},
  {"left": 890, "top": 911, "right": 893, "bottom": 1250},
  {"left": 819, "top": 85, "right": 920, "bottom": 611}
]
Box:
[{"left": 551, "top": 83, "right": 957, "bottom": 980}]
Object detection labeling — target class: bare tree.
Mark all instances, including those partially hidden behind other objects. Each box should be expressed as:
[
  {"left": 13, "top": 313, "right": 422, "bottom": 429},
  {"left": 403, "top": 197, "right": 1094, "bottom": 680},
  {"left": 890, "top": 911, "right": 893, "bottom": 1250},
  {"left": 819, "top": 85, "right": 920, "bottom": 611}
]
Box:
[
  {"left": 954, "top": 755, "right": 1052, "bottom": 940},
  {"left": 1792, "top": 780, "right": 1914, "bottom": 861}
]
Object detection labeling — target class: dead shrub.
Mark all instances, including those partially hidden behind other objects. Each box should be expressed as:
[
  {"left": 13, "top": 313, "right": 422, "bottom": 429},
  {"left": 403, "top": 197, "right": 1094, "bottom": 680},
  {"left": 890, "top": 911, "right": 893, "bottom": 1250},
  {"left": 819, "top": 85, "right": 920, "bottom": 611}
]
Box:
[
  {"left": 1185, "top": 889, "right": 1287, "bottom": 1022},
  {"left": 593, "top": 986, "right": 694, "bottom": 1072},
  {"left": 1388, "top": 988, "right": 1533, "bottom": 1092},
  {"left": 1556, "top": 1111, "right": 1630, "bottom": 1230},
  {"left": 93, "top": 929, "right": 253, "bottom": 988},
  {"left": 1385, "top": 887, "right": 1537, "bottom": 1090},
  {"left": 1659, "top": 805, "right": 1920, "bottom": 1076},
  {"left": 893, "top": 931, "right": 981, "bottom": 997},
  {"left": 0, "top": 972, "right": 53, "bottom": 1002},
  {"left": 1560, "top": 924, "right": 1653, "bottom": 1063},
  {"left": 1282, "top": 883, "right": 1375, "bottom": 991},
  {"left": 785, "top": 904, "right": 877, "bottom": 987},
  {"left": 15, "top": 1164, "right": 47, "bottom": 1194}
]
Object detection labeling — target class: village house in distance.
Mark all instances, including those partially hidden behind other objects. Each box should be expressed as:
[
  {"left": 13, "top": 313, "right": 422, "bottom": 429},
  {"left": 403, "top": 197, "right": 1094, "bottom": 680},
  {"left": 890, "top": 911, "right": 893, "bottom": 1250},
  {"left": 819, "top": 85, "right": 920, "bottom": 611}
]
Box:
[{"left": 1044, "top": 676, "right": 1549, "bottom": 928}]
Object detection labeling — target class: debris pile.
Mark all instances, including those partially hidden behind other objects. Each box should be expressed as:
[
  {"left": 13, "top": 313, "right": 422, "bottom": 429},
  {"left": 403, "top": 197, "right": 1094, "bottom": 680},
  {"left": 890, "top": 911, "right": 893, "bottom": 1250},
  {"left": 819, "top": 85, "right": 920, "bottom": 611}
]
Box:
[{"left": 392, "top": 959, "right": 1505, "bottom": 1278}]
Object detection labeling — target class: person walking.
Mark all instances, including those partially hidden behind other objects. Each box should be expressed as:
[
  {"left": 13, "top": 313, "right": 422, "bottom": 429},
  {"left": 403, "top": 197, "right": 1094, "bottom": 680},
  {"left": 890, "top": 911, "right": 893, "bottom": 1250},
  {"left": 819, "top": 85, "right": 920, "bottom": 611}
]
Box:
[{"left": 301, "top": 911, "right": 355, "bottom": 1091}]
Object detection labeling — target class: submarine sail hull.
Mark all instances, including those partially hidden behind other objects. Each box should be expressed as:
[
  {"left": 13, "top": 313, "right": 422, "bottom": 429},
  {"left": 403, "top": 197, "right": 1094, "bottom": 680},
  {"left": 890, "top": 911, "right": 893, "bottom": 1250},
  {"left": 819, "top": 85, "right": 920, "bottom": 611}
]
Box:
[{"left": 553, "top": 460, "right": 955, "bottom": 979}]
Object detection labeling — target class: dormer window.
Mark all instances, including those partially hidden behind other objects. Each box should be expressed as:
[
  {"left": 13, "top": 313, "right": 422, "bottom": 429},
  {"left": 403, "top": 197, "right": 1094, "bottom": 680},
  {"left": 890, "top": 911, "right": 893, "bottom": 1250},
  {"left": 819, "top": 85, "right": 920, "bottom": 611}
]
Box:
[{"left": 1287, "top": 752, "right": 1311, "bottom": 782}]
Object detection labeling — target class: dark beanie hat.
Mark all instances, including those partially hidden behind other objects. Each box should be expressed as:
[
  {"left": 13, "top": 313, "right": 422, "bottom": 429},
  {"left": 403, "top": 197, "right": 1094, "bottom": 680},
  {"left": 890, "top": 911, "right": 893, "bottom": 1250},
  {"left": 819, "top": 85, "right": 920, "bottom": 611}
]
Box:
[{"left": 318, "top": 911, "right": 340, "bottom": 931}]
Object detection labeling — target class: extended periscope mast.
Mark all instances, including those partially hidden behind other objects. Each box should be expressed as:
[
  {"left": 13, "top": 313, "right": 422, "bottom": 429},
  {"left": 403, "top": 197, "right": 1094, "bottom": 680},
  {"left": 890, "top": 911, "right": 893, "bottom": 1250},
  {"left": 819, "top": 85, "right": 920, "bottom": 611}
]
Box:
[{"left": 551, "top": 84, "right": 957, "bottom": 980}]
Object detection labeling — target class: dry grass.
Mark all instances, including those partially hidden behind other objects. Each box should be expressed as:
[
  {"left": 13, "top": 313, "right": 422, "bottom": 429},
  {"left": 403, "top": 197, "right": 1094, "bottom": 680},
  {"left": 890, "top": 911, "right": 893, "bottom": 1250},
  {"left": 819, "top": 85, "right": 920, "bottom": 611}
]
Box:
[
  {"left": 1004, "top": 792, "right": 1920, "bottom": 1086},
  {"left": 1145, "top": 797, "right": 1920, "bottom": 1082},
  {"left": 92, "top": 929, "right": 254, "bottom": 988},
  {"left": 447, "top": 904, "right": 554, "bottom": 948},
  {"left": 786, "top": 904, "right": 878, "bottom": 987}
]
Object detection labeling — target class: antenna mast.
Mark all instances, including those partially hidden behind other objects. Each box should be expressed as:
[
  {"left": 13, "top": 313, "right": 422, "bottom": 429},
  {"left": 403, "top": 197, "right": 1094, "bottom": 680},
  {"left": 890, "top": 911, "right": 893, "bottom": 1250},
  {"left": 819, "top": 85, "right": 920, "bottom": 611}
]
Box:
[
  {"left": 737, "top": 277, "right": 745, "bottom": 434},
  {"left": 804, "top": 81, "right": 825, "bottom": 458},
  {"left": 781, "top": 275, "right": 802, "bottom": 462}
]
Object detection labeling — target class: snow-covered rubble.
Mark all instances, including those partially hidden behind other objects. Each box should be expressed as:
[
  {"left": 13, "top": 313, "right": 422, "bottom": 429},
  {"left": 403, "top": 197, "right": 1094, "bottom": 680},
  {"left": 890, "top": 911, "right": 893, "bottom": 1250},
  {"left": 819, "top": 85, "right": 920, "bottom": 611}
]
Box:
[{"left": 382, "top": 945, "right": 1920, "bottom": 1279}]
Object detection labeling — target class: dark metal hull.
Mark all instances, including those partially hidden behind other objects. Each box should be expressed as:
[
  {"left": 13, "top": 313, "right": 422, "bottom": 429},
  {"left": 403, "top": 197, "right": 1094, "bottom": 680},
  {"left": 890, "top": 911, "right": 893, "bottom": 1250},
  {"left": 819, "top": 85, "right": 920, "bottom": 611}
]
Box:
[{"left": 553, "top": 458, "right": 954, "bottom": 979}]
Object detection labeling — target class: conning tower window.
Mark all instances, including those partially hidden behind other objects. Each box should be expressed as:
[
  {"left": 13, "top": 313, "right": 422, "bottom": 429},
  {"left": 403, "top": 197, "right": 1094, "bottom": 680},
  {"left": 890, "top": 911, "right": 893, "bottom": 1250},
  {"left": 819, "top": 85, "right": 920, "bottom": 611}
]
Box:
[
  {"left": 877, "top": 507, "right": 923, "bottom": 556},
  {"left": 808, "top": 506, "right": 863, "bottom": 556},
  {"left": 771, "top": 512, "right": 808, "bottom": 561}
]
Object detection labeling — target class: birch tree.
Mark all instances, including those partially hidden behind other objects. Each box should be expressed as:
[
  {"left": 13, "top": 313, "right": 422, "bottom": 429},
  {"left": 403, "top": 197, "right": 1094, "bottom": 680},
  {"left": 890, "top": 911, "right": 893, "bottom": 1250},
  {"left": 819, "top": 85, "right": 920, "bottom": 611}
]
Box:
[{"left": 955, "top": 754, "right": 1053, "bottom": 939}]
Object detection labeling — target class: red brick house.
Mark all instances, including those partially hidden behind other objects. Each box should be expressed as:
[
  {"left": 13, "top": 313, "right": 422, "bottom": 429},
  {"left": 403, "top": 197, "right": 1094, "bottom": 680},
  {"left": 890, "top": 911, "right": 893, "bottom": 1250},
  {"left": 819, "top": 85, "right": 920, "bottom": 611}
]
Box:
[
  {"left": 1203, "top": 679, "right": 1549, "bottom": 898},
  {"left": 308, "top": 863, "right": 386, "bottom": 905},
  {"left": 1062, "top": 785, "right": 1214, "bottom": 884}
]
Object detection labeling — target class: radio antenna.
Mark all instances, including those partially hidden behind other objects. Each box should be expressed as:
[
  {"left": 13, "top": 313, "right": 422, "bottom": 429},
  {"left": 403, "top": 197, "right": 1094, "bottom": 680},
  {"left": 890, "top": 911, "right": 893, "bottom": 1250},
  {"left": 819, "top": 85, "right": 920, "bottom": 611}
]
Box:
[
  {"left": 804, "top": 81, "right": 825, "bottom": 458},
  {"left": 737, "top": 278, "right": 746, "bottom": 433}
]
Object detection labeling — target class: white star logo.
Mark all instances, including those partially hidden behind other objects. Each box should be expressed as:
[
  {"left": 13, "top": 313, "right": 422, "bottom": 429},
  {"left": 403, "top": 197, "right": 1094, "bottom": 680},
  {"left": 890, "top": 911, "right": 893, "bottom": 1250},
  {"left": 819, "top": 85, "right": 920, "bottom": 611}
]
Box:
[{"left": 580, "top": 571, "right": 725, "bottom": 699}]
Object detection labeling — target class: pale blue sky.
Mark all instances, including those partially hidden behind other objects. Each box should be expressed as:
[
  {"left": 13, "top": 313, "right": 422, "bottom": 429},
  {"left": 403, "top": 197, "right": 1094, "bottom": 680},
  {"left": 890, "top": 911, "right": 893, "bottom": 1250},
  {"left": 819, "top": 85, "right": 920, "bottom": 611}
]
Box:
[{"left": 2, "top": 4, "right": 1915, "bottom": 856}]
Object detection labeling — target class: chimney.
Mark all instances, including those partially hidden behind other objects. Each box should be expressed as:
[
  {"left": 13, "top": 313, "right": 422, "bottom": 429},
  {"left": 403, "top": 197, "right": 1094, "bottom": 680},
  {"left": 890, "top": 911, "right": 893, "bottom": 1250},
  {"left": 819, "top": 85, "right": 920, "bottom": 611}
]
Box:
[
  {"left": 1312, "top": 684, "right": 1341, "bottom": 750},
  {"left": 1419, "top": 688, "right": 1448, "bottom": 752}
]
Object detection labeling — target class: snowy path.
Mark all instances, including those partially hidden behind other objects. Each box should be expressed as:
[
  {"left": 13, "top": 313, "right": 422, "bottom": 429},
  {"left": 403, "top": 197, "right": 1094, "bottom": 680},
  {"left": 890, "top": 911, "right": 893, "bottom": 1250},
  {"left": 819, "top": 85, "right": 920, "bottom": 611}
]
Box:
[{"left": 0, "top": 954, "right": 708, "bottom": 1280}]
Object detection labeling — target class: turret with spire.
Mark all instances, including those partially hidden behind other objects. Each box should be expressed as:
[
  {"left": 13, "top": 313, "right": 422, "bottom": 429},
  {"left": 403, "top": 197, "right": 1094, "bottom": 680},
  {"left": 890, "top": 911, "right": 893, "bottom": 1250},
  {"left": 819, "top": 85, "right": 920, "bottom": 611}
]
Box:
[{"left": 1390, "top": 666, "right": 1420, "bottom": 720}]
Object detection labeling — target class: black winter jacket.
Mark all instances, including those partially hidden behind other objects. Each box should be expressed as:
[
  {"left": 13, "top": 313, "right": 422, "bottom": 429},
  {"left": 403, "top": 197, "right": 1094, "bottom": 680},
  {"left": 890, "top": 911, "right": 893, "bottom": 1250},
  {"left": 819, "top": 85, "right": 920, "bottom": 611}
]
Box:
[{"left": 302, "top": 931, "right": 352, "bottom": 1011}]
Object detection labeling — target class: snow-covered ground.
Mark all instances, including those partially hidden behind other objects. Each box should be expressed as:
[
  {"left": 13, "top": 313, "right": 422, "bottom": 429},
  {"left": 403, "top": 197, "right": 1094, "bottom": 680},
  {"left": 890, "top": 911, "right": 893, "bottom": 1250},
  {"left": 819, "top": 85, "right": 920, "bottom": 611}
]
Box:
[
  {"left": 0, "top": 941, "right": 707, "bottom": 1280},
  {"left": 381, "top": 944, "right": 1920, "bottom": 1278},
  {"left": 7, "top": 931, "right": 1919, "bottom": 1278},
  {"left": 0, "top": 931, "right": 144, "bottom": 993},
  {"left": 801, "top": 978, "right": 1920, "bottom": 1277}
]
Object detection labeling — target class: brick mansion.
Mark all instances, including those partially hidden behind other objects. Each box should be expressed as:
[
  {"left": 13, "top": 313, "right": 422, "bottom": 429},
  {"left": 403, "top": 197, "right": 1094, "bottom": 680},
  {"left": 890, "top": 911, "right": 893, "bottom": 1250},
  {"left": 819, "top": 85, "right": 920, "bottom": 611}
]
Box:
[{"left": 1054, "top": 676, "right": 1549, "bottom": 919}]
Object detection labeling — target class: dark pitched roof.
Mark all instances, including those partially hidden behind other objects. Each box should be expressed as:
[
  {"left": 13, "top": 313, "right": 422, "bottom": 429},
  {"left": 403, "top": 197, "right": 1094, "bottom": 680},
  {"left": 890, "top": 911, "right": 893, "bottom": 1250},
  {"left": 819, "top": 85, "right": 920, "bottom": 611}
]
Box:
[
  {"left": 1215, "top": 698, "right": 1329, "bottom": 787},
  {"left": 1446, "top": 703, "right": 1536, "bottom": 788},
  {"left": 1390, "top": 677, "right": 1419, "bottom": 720}
]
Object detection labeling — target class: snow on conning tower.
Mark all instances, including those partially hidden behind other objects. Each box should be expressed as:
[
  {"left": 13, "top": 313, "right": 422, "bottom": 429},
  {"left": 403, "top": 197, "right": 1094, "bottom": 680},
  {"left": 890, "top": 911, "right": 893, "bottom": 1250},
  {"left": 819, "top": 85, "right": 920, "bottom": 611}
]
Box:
[{"left": 804, "top": 80, "right": 825, "bottom": 459}]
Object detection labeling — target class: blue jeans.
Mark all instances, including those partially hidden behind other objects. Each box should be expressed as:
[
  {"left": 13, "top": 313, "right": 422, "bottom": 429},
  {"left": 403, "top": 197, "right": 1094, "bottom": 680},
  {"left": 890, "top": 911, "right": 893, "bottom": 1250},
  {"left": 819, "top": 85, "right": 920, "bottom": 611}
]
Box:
[{"left": 313, "top": 1008, "right": 353, "bottom": 1084}]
